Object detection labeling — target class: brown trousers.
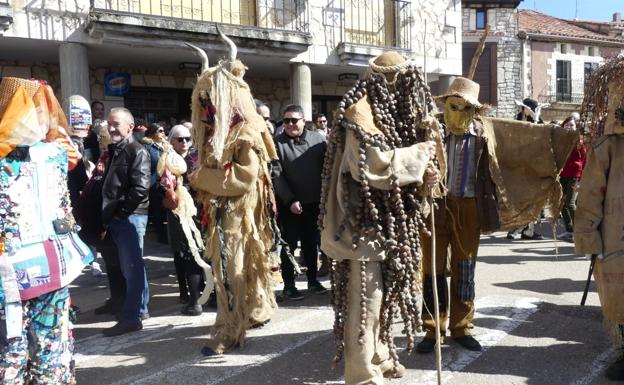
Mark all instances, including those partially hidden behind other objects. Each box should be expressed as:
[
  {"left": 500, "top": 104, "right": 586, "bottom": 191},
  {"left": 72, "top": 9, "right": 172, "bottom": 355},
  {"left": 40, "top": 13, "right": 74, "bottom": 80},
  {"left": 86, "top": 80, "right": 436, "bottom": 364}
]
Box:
[
  {"left": 421, "top": 196, "right": 480, "bottom": 338},
  {"left": 344, "top": 260, "right": 394, "bottom": 385}
]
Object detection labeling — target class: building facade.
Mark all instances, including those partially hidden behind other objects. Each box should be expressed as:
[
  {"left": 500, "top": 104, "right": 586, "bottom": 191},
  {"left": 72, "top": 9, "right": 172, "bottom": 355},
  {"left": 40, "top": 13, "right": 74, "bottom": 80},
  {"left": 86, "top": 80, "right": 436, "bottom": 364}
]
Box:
[
  {"left": 518, "top": 10, "right": 624, "bottom": 121},
  {"left": 462, "top": 0, "right": 523, "bottom": 118},
  {"left": 0, "top": 0, "right": 463, "bottom": 123}
]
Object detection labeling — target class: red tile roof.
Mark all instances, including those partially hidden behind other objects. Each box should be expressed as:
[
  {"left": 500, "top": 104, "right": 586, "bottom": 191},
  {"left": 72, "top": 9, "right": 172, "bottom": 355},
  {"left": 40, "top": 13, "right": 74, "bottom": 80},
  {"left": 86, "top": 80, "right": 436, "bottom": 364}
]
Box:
[{"left": 519, "top": 9, "right": 624, "bottom": 43}]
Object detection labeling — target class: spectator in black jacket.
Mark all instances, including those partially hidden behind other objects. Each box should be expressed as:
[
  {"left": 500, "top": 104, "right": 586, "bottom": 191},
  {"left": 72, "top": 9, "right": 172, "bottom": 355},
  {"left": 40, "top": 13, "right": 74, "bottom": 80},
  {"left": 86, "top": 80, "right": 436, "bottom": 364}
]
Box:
[
  {"left": 101, "top": 107, "right": 151, "bottom": 336},
  {"left": 273, "top": 104, "right": 328, "bottom": 300}
]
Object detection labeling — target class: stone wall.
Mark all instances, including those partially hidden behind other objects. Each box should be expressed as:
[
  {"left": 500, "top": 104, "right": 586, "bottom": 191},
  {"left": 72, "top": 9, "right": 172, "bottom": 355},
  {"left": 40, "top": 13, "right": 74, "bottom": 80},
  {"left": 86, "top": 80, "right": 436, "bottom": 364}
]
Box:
[
  {"left": 492, "top": 8, "right": 523, "bottom": 118},
  {"left": 462, "top": 7, "right": 523, "bottom": 118}
]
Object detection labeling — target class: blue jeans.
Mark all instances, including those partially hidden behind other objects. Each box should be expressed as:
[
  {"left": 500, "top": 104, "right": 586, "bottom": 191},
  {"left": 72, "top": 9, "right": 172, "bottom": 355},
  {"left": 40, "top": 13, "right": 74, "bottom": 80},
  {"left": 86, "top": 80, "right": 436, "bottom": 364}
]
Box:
[{"left": 108, "top": 214, "right": 149, "bottom": 322}]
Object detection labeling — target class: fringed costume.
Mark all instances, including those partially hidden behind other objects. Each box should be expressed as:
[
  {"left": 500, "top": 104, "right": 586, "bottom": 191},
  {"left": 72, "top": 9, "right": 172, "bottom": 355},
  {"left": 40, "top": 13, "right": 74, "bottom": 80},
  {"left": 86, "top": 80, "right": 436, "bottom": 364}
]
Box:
[
  {"left": 319, "top": 52, "right": 439, "bottom": 384},
  {"left": 186, "top": 34, "right": 277, "bottom": 355},
  {"left": 575, "top": 54, "right": 624, "bottom": 381}
]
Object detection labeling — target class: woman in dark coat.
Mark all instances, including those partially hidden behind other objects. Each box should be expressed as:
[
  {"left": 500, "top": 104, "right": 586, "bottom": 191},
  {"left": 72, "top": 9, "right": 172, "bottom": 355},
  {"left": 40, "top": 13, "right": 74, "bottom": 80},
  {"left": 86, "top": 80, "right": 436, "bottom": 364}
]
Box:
[{"left": 141, "top": 123, "right": 168, "bottom": 243}]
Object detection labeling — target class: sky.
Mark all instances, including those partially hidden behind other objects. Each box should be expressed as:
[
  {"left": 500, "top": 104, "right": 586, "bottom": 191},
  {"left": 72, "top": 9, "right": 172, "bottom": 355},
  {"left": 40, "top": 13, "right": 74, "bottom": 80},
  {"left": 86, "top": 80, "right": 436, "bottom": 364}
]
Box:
[{"left": 518, "top": 0, "right": 623, "bottom": 22}]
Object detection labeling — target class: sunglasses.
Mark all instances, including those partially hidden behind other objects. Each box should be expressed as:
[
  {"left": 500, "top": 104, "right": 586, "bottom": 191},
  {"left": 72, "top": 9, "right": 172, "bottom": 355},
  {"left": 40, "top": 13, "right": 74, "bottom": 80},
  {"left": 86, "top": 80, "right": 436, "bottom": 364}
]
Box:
[
  {"left": 175, "top": 137, "right": 192, "bottom": 143},
  {"left": 157, "top": 129, "right": 165, "bottom": 134},
  {"left": 319, "top": 120, "right": 327, "bottom": 123},
  {"left": 283, "top": 117, "right": 302, "bottom": 125},
  {"left": 262, "top": 116, "right": 270, "bottom": 121}
]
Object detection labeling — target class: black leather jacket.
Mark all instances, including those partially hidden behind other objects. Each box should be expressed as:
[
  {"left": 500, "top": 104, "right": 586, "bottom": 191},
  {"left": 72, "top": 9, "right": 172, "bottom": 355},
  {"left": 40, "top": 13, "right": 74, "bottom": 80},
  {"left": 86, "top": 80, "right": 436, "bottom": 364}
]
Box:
[{"left": 102, "top": 135, "right": 150, "bottom": 226}]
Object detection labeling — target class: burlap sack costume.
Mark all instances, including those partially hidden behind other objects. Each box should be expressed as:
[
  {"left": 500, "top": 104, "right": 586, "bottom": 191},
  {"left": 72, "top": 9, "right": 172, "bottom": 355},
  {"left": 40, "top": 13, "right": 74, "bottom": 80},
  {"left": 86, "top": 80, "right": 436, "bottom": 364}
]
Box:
[
  {"left": 186, "top": 33, "right": 278, "bottom": 355},
  {"left": 320, "top": 52, "right": 438, "bottom": 384},
  {"left": 575, "top": 55, "right": 624, "bottom": 345},
  {"left": 418, "top": 77, "right": 578, "bottom": 346}
]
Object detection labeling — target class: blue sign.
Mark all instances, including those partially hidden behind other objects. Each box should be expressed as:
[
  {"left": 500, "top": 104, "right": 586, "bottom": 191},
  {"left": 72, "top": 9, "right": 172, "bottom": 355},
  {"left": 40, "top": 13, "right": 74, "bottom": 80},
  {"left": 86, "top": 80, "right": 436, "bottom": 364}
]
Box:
[{"left": 104, "top": 72, "right": 131, "bottom": 96}]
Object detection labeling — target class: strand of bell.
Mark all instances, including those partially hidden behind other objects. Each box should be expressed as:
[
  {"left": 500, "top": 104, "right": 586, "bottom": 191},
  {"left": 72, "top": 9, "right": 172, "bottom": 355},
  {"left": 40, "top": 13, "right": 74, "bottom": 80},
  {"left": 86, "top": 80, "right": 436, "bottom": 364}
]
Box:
[{"left": 319, "top": 63, "right": 437, "bottom": 371}]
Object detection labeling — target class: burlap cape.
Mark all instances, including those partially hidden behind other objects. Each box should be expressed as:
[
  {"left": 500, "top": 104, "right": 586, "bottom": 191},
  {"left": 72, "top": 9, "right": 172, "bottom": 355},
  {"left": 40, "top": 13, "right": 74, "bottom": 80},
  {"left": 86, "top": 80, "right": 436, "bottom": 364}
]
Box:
[{"left": 480, "top": 117, "right": 579, "bottom": 231}]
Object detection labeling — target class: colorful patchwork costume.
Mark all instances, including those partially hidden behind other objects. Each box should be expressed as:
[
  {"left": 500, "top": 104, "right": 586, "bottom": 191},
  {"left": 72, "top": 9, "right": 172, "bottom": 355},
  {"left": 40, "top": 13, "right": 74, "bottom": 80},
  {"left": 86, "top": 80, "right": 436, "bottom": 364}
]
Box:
[{"left": 0, "top": 78, "right": 93, "bottom": 384}]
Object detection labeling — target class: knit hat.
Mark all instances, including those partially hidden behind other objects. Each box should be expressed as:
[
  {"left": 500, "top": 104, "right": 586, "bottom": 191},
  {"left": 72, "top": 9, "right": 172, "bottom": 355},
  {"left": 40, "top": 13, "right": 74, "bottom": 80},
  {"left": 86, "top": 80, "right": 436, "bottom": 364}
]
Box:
[{"left": 434, "top": 77, "right": 483, "bottom": 109}]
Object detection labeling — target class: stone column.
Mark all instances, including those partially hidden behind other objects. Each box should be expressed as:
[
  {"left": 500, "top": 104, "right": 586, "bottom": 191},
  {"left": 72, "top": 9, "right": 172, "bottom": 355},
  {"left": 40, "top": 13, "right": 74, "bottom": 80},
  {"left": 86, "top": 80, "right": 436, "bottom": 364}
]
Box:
[
  {"left": 59, "top": 43, "right": 91, "bottom": 103},
  {"left": 290, "top": 63, "right": 312, "bottom": 120}
]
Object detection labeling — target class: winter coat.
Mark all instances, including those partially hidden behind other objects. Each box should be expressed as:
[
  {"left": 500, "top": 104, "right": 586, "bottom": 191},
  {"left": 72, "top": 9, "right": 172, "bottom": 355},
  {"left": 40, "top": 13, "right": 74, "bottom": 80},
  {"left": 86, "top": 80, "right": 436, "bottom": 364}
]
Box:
[{"left": 102, "top": 135, "right": 150, "bottom": 225}]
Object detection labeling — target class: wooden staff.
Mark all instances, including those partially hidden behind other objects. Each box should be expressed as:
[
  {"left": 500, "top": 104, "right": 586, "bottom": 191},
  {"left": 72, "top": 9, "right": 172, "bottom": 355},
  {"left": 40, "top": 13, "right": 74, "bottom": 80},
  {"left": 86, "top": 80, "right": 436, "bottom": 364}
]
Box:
[
  {"left": 430, "top": 191, "right": 443, "bottom": 385},
  {"left": 467, "top": 24, "right": 491, "bottom": 81}
]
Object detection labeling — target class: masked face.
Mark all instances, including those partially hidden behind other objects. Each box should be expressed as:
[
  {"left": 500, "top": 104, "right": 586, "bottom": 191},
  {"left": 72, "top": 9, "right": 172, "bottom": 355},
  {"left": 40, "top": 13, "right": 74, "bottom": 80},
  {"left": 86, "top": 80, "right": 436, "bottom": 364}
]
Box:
[{"left": 444, "top": 96, "right": 476, "bottom": 135}]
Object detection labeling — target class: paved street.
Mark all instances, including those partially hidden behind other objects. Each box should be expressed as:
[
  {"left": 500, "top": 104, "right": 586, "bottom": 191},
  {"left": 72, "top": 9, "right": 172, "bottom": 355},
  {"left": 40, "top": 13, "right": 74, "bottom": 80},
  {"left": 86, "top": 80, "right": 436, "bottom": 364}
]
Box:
[{"left": 69, "top": 222, "right": 617, "bottom": 385}]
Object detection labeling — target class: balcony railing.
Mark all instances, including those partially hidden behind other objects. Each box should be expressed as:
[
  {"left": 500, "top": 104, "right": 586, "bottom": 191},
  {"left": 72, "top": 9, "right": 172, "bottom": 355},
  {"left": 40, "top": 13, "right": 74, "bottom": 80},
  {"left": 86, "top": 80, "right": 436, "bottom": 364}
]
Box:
[
  {"left": 91, "top": 0, "right": 309, "bottom": 33},
  {"left": 539, "top": 79, "right": 586, "bottom": 104},
  {"left": 341, "top": 0, "right": 411, "bottom": 49}
]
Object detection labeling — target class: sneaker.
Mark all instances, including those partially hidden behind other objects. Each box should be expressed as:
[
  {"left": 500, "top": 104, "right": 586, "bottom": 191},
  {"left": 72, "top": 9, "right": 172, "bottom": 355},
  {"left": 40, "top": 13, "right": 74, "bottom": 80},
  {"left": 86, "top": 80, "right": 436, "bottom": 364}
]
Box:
[
  {"left": 102, "top": 320, "right": 143, "bottom": 337},
  {"left": 453, "top": 335, "right": 482, "bottom": 351},
  {"left": 308, "top": 280, "right": 328, "bottom": 294},
  {"left": 91, "top": 262, "right": 103, "bottom": 277},
  {"left": 416, "top": 337, "right": 436, "bottom": 354},
  {"left": 506, "top": 232, "right": 519, "bottom": 240},
  {"left": 282, "top": 286, "right": 304, "bottom": 300}
]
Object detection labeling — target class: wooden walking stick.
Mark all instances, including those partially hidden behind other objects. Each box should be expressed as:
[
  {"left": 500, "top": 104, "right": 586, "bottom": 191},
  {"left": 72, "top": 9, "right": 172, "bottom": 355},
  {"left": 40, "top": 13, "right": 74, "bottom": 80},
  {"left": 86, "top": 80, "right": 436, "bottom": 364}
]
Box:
[
  {"left": 467, "top": 24, "right": 490, "bottom": 81},
  {"left": 430, "top": 190, "right": 443, "bottom": 385}
]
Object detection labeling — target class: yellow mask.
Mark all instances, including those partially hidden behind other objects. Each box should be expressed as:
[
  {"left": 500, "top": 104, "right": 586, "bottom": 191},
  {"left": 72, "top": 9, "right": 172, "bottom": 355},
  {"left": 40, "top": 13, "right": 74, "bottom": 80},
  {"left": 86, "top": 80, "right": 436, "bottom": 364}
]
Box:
[{"left": 444, "top": 96, "right": 476, "bottom": 135}]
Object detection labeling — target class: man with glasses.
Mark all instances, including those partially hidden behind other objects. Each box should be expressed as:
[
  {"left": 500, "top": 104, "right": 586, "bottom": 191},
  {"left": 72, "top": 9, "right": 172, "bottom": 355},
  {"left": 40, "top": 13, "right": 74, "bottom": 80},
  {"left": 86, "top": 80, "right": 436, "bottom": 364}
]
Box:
[
  {"left": 311, "top": 113, "right": 328, "bottom": 138},
  {"left": 255, "top": 99, "right": 275, "bottom": 135},
  {"left": 273, "top": 104, "right": 328, "bottom": 300}
]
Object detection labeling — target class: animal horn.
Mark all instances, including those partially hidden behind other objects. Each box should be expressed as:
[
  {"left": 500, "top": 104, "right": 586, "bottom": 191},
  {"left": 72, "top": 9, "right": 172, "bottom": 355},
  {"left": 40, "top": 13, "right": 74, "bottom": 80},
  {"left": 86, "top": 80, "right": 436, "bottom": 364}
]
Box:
[
  {"left": 185, "top": 42, "right": 209, "bottom": 72},
  {"left": 216, "top": 25, "right": 237, "bottom": 63}
]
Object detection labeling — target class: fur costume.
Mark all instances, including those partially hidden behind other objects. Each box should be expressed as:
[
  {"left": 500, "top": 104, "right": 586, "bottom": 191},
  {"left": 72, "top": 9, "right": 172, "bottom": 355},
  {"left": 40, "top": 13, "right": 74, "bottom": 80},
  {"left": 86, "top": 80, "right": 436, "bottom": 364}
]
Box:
[
  {"left": 575, "top": 54, "right": 624, "bottom": 351},
  {"left": 187, "top": 33, "right": 278, "bottom": 355}
]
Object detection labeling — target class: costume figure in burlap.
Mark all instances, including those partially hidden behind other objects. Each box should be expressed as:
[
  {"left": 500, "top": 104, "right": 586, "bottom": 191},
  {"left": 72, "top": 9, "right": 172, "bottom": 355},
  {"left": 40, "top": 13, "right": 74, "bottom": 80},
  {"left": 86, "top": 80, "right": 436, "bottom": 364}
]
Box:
[
  {"left": 319, "top": 52, "right": 439, "bottom": 384},
  {"left": 574, "top": 54, "right": 624, "bottom": 382},
  {"left": 186, "top": 31, "right": 278, "bottom": 356},
  {"left": 418, "top": 77, "right": 579, "bottom": 353}
]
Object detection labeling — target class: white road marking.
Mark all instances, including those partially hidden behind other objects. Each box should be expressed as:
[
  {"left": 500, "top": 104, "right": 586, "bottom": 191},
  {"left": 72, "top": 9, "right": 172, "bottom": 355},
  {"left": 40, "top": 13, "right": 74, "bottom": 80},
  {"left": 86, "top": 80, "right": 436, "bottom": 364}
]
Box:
[
  {"left": 75, "top": 295, "right": 542, "bottom": 385},
  {"left": 393, "top": 295, "right": 541, "bottom": 385},
  {"left": 109, "top": 308, "right": 335, "bottom": 385},
  {"left": 569, "top": 348, "right": 615, "bottom": 385}
]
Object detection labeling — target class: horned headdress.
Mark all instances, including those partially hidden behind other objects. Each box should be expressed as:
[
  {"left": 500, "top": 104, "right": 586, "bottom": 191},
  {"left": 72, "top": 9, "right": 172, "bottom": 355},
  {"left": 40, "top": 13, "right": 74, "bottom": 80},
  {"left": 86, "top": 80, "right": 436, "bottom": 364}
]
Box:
[{"left": 186, "top": 27, "right": 266, "bottom": 165}]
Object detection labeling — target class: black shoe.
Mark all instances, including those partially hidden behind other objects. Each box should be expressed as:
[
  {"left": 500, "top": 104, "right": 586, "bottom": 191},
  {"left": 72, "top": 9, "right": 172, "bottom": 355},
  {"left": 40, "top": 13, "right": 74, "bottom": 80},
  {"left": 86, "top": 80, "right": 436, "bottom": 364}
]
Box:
[
  {"left": 453, "top": 335, "right": 482, "bottom": 351},
  {"left": 607, "top": 357, "right": 624, "bottom": 381},
  {"left": 181, "top": 304, "right": 203, "bottom": 316},
  {"left": 521, "top": 232, "right": 544, "bottom": 240},
  {"left": 308, "top": 281, "right": 328, "bottom": 294},
  {"left": 416, "top": 337, "right": 436, "bottom": 354},
  {"left": 282, "top": 286, "right": 304, "bottom": 300},
  {"left": 102, "top": 320, "right": 143, "bottom": 337},
  {"left": 115, "top": 312, "right": 150, "bottom": 322}
]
